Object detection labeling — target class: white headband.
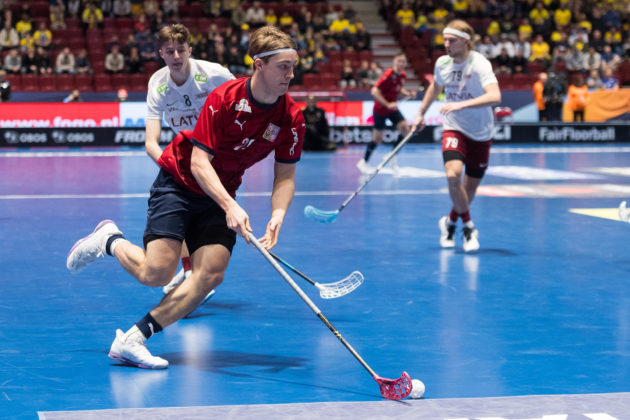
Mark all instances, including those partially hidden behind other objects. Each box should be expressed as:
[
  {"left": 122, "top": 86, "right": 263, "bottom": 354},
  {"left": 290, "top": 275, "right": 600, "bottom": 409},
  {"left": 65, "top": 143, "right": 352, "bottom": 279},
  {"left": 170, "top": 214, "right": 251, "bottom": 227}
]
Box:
[
  {"left": 443, "top": 27, "right": 471, "bottom": 40},
  {"left": 252, "top": 48, "right": 297, "bottom": 60}
]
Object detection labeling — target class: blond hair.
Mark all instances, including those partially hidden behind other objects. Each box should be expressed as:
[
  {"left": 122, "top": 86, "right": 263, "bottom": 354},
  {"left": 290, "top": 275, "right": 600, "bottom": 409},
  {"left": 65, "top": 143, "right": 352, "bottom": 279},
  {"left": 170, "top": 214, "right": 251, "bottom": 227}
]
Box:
[
  {"left": 247, "top": 25, "right": 296, "bottom": 64},
  {"left": 445, "top": 19, "right": 475, "bottom": 49}
]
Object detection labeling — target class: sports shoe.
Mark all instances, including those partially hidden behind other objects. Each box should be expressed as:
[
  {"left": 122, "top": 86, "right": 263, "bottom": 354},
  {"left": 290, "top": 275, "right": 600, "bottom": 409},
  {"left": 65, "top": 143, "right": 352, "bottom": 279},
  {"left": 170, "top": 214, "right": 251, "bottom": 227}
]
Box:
[
  {"left": 108, "top": 329, "right": 168, "bottom": 369},
  {"left": 619, "top": 201, "right": 629, "bottom": 222},
  {"left": 163, "top": 270, "right": 216, "bottom": 304},
  {"left": 66, "top": 220, "right": 122, "bottom": 273},
  {"left": 356, "top": 158, "right": 369, "bottom": 173},
  {"left": 438, "top": 216, "right": 456, "bottom": 248},
  {"left": 462, "top": 226, "right": 480, "bottom": 252}
]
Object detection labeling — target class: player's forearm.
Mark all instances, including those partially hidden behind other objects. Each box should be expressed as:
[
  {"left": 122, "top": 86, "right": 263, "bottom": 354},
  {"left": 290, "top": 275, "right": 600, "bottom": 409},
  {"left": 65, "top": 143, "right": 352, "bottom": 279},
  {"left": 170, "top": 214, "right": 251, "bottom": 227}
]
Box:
[
  {"left": 371, "top": 86, "right": 390, "bottom": 107},
  {"left": 417, "top": 82, "right": 439, "bottom": 117},
  {"left": 145, "top": 120, "right": 163, "bottom": 163},
  {"left": 270, "top": 164, "right": 296, "bottom": 220}
]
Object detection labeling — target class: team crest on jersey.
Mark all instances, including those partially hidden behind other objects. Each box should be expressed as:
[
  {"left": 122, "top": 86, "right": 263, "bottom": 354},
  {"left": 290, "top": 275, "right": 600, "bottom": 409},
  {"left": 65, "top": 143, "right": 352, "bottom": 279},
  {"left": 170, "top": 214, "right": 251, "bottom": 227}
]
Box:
[
  {"left": 235, "top": 98, "right": 252, "bottom": 113},
  {"left": 157, "top": 83, "right": 169, "bottom": 94},
  {"left": 194, "top": 74, "right": 208, "bottom": 82},
  {"left": 263, "top": 123, "right": 280, "bottom": 142}
]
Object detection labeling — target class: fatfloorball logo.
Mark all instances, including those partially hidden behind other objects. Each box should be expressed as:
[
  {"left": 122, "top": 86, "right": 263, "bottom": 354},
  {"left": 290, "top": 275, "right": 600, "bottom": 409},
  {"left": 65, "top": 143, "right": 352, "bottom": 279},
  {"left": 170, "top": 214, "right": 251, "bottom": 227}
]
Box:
[
  {"left": 4, "top": 130, "right": 19, "bottom": 144},
  {"left": 52, "top": 130, "right": 66, "bottom": 143}
]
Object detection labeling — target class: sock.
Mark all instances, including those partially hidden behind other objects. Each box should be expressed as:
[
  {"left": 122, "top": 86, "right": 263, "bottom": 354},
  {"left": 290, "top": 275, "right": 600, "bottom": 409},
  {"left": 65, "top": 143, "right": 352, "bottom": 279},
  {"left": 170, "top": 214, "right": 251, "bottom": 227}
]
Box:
[
  {"left": 106, "top": 234, "right": 125, "bottom": 256},
  {"left": 448, "top": 209, "right": 458, "bottom": 223},
  {"left": 459, "top": 211, "right": 471, "bottom": 224},
  {"left": 181, "top": 257, "right": 191, "bottom": 272},
  {"left": 464, "top": 220, "right": 475, "bottom": 229},
  {"left": 123, "top": 325, "right": 147, "bottom": 344},
  {"left": 364, "top": 141, "right": 377, "bottom": 162},
  {"left": 135, "top": 312, "right": 163, "bottom": 340}
]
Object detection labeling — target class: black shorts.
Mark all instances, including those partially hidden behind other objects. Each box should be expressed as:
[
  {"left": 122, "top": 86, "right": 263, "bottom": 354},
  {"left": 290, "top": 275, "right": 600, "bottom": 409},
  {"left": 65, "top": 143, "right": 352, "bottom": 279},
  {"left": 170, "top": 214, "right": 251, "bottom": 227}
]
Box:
[
  {"left": 373, "top": 110, "right": 405, "bottom": 130},
  {"left": 143, "top": 169, "right": 237, "bottom": 255}
]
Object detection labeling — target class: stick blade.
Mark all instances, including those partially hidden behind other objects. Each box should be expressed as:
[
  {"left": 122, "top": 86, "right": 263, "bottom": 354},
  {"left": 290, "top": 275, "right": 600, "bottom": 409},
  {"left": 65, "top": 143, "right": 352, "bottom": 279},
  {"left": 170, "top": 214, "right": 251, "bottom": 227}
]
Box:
[
  {"left": 374, "top": 371, "right": 412, "bottom": 400},
  {"left": 304, "top": 205, "right": 339, "bottom": 223},
  {"left": 620, "top": 201, "right": 629, "bottom": 222},
  {"left": 317, "top": 271, "right": 364, "bottom": 299}
]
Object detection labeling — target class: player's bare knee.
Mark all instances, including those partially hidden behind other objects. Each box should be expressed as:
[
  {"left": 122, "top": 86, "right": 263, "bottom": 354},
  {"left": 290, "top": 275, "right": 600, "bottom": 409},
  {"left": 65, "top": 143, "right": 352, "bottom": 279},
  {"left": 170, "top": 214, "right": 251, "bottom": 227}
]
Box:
[{"left": 197, "top": 270, "right": 225, "bottom": 292}]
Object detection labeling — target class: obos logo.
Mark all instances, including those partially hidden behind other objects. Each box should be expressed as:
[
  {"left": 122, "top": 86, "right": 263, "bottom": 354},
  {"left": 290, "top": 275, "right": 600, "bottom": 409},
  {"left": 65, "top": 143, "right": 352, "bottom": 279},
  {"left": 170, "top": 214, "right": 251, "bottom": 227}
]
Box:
[{"left": 4, "top": 131, "right": 19, "bottom": 144}]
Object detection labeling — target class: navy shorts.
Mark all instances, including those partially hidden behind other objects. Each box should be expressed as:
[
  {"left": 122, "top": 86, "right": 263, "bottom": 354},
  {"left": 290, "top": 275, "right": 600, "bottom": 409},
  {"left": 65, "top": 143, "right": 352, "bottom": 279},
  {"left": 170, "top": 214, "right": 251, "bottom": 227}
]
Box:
[
  {"left": 373, "top": 110, "right": 405, "bottom": 130},
  {"left": 143, "top": 169, "right": 237, "bottom": 255}
]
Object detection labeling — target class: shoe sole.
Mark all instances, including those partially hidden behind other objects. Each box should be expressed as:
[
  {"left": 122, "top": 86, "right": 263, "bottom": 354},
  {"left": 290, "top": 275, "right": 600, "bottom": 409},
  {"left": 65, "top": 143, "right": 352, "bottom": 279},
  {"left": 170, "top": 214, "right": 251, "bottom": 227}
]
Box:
[
  {"left": 108, "top": 351, "right": 167, "bottom": 370},
  {"left": 67, "top": 219, "right": 115, "bottom": 273}
]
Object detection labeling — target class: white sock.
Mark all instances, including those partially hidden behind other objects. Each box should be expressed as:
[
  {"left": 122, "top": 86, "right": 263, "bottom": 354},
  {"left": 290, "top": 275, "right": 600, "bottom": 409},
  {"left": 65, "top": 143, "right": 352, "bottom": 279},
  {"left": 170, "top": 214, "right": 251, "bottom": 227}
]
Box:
[
  {"left": 123, "top": 325, "right": 147, "bottom": 344},
  {"left": 109, "top": 237, "right": 125, "bottom": 256},
  {"left": 464, "top": 220, "right": 475, "bottom": 229}
]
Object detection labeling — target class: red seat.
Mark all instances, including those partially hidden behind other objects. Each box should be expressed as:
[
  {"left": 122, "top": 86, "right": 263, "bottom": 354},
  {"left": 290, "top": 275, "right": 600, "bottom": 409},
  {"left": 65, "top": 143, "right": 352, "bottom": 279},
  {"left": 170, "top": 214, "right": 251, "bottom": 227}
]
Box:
[
  {"left": 129, "top": 73, "right": 148, "bottom": 91},
  {"left": 20, "top": 74, "right": 40, "bottom": 92},
  {"left": 93, "top": 74, "right": 113, "bottom": 92},
  {"left": 6, "top": 74, "right": 21, "bottom": 91},
  {"left": 302, "top": 73, "right": 319, "bottom": 86},
  {"left": 143, "top": 61, "right": 162, "bottom": 75},
  {"left": 111, "top": 73, "right": 130, "bottom": 90},
  {"left": 74, "top": 74, "right": 93, "bottom": 91},
  {"left": 56, "top": 74, "right": 75, "bottom": 92},
  {"left": 39, "top": 75, "right": 57, "bottom": 92}
]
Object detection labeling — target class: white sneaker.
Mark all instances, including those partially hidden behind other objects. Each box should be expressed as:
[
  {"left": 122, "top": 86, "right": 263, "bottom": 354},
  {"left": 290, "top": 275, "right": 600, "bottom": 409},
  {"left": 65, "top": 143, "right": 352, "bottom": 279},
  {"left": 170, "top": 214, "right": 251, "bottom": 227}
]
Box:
[
  {"left": 356, "top": 158, "right": 369, "bottom": 173},
  {"left": 108, "top": 329, "right": 168, "bottom": 369},
  {"left": 462, "top": 226, "right": 480, "bottom": 252},
  {"left": 619, "top": 201, "right": 629, "bottom": 222},
  {"left": 66, "top": 220, "right": 122, "bottom": 273},
  {"left": 438, "top": 216, "right": 456, "bottom": 248}
]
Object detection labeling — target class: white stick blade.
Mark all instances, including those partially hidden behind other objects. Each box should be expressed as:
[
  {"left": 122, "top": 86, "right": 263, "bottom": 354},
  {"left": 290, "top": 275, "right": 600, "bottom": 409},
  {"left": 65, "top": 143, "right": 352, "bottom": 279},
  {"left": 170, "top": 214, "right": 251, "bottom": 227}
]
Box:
[
  {"left": 304, "top": 205, "right": 339, "bottom": 223},
  {"left": 317, "top": 271, "right": 364, "bottom": 299},
  {"left": 620, "top": 201, "right": 629, "bottom": 222}
]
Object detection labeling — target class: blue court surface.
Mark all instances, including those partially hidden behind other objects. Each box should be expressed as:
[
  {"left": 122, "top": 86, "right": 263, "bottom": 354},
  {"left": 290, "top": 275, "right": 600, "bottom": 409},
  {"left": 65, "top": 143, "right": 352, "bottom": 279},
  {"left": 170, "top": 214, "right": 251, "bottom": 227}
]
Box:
[{"left": 1, "top": 143, "right": 629, "bottom": 419}]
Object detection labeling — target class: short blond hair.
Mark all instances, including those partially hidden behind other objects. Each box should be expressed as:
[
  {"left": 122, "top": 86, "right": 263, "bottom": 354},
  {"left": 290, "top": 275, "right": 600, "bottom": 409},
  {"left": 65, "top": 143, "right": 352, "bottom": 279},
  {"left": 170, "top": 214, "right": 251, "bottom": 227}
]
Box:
[{"left": 247, "top": 25, "right": 296, "bottom": 64}]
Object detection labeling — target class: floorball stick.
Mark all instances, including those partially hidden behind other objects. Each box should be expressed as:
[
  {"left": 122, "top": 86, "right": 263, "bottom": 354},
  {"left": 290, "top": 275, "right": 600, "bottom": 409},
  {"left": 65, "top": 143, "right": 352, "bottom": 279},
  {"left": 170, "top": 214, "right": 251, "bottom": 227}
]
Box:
[
  {"left": 248, "top": 232, "right": 411, "bottom": 400},
  {"left": 304, "top": 131, "right": 415, "bottom": 223},
  {"left": 269, "top": 251, "right": 364, "bottom": 299}
]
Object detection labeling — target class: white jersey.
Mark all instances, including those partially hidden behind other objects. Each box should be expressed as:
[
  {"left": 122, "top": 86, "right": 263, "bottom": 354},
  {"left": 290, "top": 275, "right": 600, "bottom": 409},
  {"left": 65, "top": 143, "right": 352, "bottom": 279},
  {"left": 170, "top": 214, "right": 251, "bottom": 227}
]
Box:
[
  {"left": 434, "top": 50, "right": 498, "bottom": 141},
  {"left": 146, "top": 58, "right": 234, "bottom": 133}
]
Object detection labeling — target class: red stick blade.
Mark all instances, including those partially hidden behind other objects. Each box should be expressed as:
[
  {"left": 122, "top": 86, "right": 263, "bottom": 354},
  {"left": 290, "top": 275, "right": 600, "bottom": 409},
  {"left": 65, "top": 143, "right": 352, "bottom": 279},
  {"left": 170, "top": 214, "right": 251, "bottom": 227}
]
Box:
[{"left": 374, "top": 371, "right": 412, "bottom": 400}]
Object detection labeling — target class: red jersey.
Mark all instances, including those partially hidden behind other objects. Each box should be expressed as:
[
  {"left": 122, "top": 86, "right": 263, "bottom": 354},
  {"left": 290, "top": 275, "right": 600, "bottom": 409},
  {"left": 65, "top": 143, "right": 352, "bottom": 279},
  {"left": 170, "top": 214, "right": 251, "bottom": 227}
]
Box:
[
  {"left": 373, "top": 68, "right": 406, "bottom": 116},
  {"left": 158, "top": 78, "right": 304, "bottom": 196}
]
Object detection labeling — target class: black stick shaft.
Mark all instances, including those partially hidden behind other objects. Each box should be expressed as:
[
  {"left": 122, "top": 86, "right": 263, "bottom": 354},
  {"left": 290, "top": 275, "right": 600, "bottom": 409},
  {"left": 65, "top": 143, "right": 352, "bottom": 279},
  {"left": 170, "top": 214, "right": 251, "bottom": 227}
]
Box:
[{"left": 268, "top": 250, "right": 316, "bottom": 286}]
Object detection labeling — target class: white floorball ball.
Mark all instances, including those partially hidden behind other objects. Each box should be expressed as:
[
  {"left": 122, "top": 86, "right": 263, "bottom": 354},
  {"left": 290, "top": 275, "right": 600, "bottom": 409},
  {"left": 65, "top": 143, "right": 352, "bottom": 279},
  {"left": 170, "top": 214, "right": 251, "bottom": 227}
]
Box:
[{"left": 409, "top": 379, "right": 425, "bottom": 399}]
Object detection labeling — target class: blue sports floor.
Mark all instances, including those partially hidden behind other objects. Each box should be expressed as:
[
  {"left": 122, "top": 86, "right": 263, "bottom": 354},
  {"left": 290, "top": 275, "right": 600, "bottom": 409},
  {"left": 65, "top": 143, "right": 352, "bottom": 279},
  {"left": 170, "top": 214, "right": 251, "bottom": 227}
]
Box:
[{"left": 1, "top": 143, "right": 629, "bottom": 419}]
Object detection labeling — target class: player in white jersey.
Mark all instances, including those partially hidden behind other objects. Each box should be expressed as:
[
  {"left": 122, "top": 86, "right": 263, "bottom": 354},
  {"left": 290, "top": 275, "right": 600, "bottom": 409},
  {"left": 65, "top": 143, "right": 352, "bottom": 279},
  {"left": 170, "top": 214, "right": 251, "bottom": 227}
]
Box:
[
  {"left": 411, "top": 19, "right": 501, "bottom": 252},
  {"left": 145, "top": 24, "right": 234, "bottom": 299}
]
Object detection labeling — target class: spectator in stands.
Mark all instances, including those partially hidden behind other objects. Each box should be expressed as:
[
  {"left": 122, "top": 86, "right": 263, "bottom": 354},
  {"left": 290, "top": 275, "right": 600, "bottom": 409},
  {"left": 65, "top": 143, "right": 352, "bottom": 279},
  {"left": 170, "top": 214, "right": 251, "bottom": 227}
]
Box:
[
  {"left": 586, "top": 69, "right": 604, "bottom": 90},
  {"left": 162, "top": 0, "right": 178, "bottom": 19},
  {"left": 512, "top": 48, "right": 529, "bottom": 73},
  {"left": 0, "top": 69, "right": 10, "bottom": 102},
  {"left": 589, "top": 7, "right": 606, "bottom": 35},
  {"left": 55, "top": 46, "right": 76, "bottom": 74},
  {"left": 494, "top": 48, "right": 513, "bottom": 75},
  {"left": 513, "top": 33, "right": 531, "bottom": 60},
  {"left": 339, "top": 58, "right": 357, "bottom": 89},
  {"left": 602, "top": 2, "right": 620, "bottom": 30},
  {"left": 225, "top": 44, "right": 247, "bottom": 75},
  {"left": 143, "top": 0, "right": 159, "bottom": 18},
  {"left": 601, "top": 67, "right": 619, "bottom": 90},
  {"left": 3, "top": 48, "right": 20, "bottom": 74},
  {"left": 324, "top": 4, "right": 339, "bottom": 26},
  {"left": 533, "top": 71, "right": 547, "bottom": 121},
  {"left": 530, "top": 33, "right": 550, "bottom": 67},
  {"left": 600, "top": 44, "right": 620, "bottom": 73},
  {"left": 231, "top": 4, "right": 247, "bottom": 29},
  {"left": 34, "top": 21, "right": 52, "bottom": 50},
  {"left": 567, "top": 75, "right": 588, "bottom": 122},
  {"left": 264, "top": 8, "right": 277, "bottom": 27},
  {"left": 496, "top": 33, "right": 515, "bottom": 57},
  {"left": 139, "top": 37, "right": 158, "bottom": 62},
  {"left": 116, "top": 88, "right": 127, "bottom": 102},
  {"left": 476, "top": 35, "right": 497, "bottom": 59},
  {"left": 589, "top": 29, "right": 606, "bottom": 53},
  {"left": 15, "top": 12, "right": 32, "bottom": 37},
  {"left": 553, "top": 0, "right": 571, "bottom": 31},
  {"left": 518, "top": 18, "right": 533, "bottom": 42},
  {"left": 354, "top": 24, "right": 371, "bottom": 51},
  {"left": 63, "top": 89, "right": 83, "bottom": 103},
  {"left": 279, "top": 10, "right": 293, "bottom": 30},
  {"left": 21, "top": 46, "right": 38, "bottom": 74},
  {"left": 396, "top": 2, "right": 414, "bottom": 28},
  {"left": 35, "top": 46, "right": 53, "bottom": 75},
  {"left": 82, "top": 2, "right": 104, "bottom": 32},
  {"left": 67, "top": 0, "right": 81, "bottom": 19},
  {"left": 485, "top": 0, "right": 502, "bottom": 20},
  {"left": 244, "top": 1, "right": 266, "bottom": 29},
  {"left": 367, "top": 60, "right": 382, "bottom": 85},
  {"left": 105, "top": 44, "right": 125, "bottom": 73},
  {"left": 113, "top": 0, "right": 132, "bottom": 18},
  {"left": 50, "top": 1, "right": 66, "bottom": 30},
  {"left": 302, "top": 95, "right": 336, "bottom": 151},
  {"left": 604, "top": 26, "right": 622, "bottom": 54},
  {"left": 133, "top": 12, "right": 150, "bottom": 38},
  {"left": 356, "top": 59, "right": 372, "bottom": 87},
  {"left": 566, "top": 45, "right": 585, "bottom": 74},
  {"left": 529, "top": 1, "right": 550, "bottom": 36},
  {"left": 550, "top": 45, "right": 568, "bottom": 72},
  {"left": 0, "top": 20, "right": 19, "bottom": 51},
  {"left": 19, "top": 30, "right": 35, "bottom": 53},
  {"left": 329, "top": 10, "right": 351, "bottom": 39},
  {"left": 452, "top": 0, "right": 469, "bottom": 18},
  {"left": 567, "top": 27, "right": 588, "bottom": 52},
  {"left": 75, "top": 48, "right": 91, "bottom": 74},
  {"left": 130, "top": 0, "right": 144, "bottom": 17},
  {"left": 583, "top": 46, "right": 601, "bottom": 72}
]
